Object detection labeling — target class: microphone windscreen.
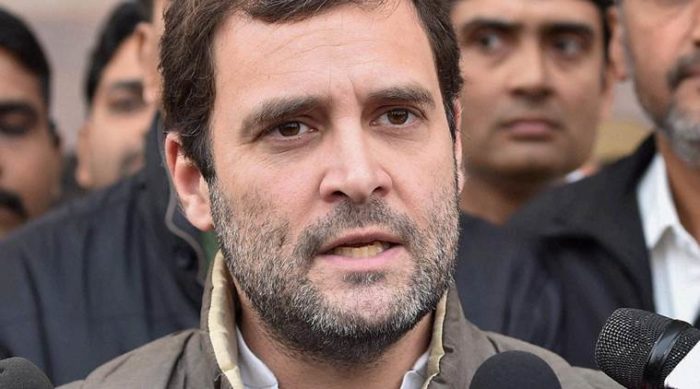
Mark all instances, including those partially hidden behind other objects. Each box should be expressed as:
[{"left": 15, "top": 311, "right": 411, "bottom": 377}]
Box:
[
  {"left": 469, "top": 350, "right": 561, "bottom": 389},
  {"left": 595, "top": 308, "right": 700, "bottom": 388},
  {"left": 0, "top": 357, "right": 53, "bottom": 389}
]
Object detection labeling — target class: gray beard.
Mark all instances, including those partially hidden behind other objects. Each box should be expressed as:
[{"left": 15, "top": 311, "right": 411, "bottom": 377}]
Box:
[
  {"left": 209, "top": 178, "right": 459, "bottom": 368},
  {"left": 623, "top": 30, "right": 700, "bottom": 167},
  {"left": 660, "top": 105, "right": 700, "bottom": 167}
]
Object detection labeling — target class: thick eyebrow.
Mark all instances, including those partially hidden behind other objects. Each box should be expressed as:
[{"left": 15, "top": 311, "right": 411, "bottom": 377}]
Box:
[
  {"left": 240, "top": 95, "right": 324, "bottom": 138},
  {"left": 458, "top": 18, "right": 522, "bottom": 38},
  {"left": 107, "top": 79, "right": 144, "bottom": 95},
  {"left": 542, "top": 22, "right": 595, "bottom": 40},
  {"left": 459, "top": 18, "right": 596, "bottom": 41},
  {"left": 366, "top": 85, "right": 436, "bottom": 110},
  {"left": 0, "top": 101, "right": 39, "bottom": 122}
]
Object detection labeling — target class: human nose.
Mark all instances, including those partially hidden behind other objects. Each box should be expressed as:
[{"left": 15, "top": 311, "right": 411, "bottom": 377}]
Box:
[
  {"left": 507, "top": 42, "right": 553, "bottom": 102},
  {"left": 318, "top": 126, "right": 392, "bottom": 204}
]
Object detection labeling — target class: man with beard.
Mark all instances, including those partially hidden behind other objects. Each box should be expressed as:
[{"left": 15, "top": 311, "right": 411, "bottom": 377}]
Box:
[
  {"left": 0, "top": 7, "right": 62, "bottom": 238},
  {"left": 509, "top": 0, "right": 700, "bottom": 368},
  {"left": 63, "top": 1, "right": 619, "bottom": 388}
]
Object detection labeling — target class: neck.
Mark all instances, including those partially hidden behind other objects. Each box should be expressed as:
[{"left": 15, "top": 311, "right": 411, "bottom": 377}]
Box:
[
  {"left": 459, "top": 171, "right": 550, "bottom": 225},
  {"left": 238, "top": 294, "right": 433, "bottom": 389},
  {"left": 657, "top": 134, "right": 700, "bottom": 242}
]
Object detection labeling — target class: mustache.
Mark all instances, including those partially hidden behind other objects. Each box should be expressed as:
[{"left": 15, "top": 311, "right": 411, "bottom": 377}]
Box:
[
  {"left": 668, "top": 51, "right": 700, "bottom": 91},
  {"left": 293, "top": 198, "right": 418, "bottom": 261},
  {"left": 0, "top": 189, "right": 28, "bottom": 220}
]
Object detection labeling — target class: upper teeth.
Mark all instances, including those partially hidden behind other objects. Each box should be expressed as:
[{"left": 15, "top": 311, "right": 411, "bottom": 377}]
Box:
[{"left": 331, "top": 241, "right": 389, "bottom": 258}]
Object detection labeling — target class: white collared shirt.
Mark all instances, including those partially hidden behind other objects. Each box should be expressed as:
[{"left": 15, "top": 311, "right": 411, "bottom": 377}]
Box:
[
  {"left": 637, "top": 154, "right": 700, "bottom": 323},
  {"left": 236, "top": 327, "right": 429, "bottom": 389}
]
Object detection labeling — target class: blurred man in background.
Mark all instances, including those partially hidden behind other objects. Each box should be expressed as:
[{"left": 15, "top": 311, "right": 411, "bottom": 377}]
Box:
[
  {"left": 450, "top": 0, "right": 615, "bottom": 345},
  {"left": 76, "top": 2, "right": 154, "bottom": 190},
  {"left": 0, "top": 0, "right": 207, "bottom": 384},
  {"left": 0, "top": 7, "right": 62, "bottom": 238},
  {"left": 510, "top": 0, "right": 700, "bottom": 368},
  {"left": 453, "top": 0, "right": 615, "bottom": 224}
]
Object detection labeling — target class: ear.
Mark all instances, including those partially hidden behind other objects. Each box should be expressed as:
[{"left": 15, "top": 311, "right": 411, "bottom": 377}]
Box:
[
  {"left": 134, "top": 22, "right": 159, "bottom": 105},
  {"left": 452, "top": 98, "right": 465, "bottom": 193},
  {"left": 165, "top": 132, "right": 213, "bottom": 231},
  {"left": 607, "top": 7, "right": 628, "bottom": 81}
]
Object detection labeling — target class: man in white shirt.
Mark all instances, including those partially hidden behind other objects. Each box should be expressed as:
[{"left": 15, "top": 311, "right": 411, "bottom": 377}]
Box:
[{"left": 509, "top": 0, "right": 700, "bottom": 369}]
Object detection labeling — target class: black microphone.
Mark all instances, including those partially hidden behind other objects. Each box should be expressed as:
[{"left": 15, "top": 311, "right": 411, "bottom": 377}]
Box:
[
  {"left": 469, "top": 350, "right": 562, "bottom": 389},
  {"left": 0, "top": 357, "right": 53, "bottom": 389},
  {"left": 595, "top": 308, "right": 700, "bottom": 389}
]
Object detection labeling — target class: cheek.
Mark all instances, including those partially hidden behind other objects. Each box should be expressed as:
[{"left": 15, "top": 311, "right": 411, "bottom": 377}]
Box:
[
  {"left": 394, "top": 143, "right": 456, "bottom": 212},
  {"left": 218, "top": 158, "right": 320, "bottom": 235},
  {"left": 8, "top": 142, "right": 61, "bottom": 215}
]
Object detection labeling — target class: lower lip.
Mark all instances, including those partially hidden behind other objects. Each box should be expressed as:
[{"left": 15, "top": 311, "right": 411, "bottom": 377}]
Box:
[
  {"left": 317, "top": 245, "right": 403, "bottom": 272},
  {"left": 504, "top": 121, "right": 556, "bottom": 139}
]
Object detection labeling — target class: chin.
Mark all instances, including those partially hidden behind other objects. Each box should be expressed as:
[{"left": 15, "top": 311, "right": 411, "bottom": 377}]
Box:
[{"left": 327, "top": 283, "right": 402, "bottom": 317}]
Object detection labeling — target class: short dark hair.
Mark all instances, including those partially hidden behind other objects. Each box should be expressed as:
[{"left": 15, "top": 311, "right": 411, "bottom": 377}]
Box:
[
  {"left": 85, "top": 2, "right": 145, "bottom": 107},
  {"left": 0, "top": 7, "right": 51, "bottom": 107},
  {"left": 161, "top": 0, "right": 463, "bottom": 181},
  {"left": 0, "top": 6, "right": 59, "bottom": 145}
]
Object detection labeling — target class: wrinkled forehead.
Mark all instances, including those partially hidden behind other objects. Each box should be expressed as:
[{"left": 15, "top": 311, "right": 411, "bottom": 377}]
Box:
[{"left": 211, "top": 1, "right": 441, "bottom": 114}]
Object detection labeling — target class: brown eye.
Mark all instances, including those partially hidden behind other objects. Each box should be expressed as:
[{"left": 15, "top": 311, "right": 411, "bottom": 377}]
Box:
[
  {"left": 551, "top": 34, "right": 587, "bottom": 59},
  {"left": 387, "top": 109, "right": 409, "bottom": 125},
  {"left": 372, "top": 108, "right": 419, "bottom": 128},
  {"left": 278, "top": 122, "right": 302, "bottom": 137},
  {"left": 266, "top": 121, "right": 314, "bottom": 139}
]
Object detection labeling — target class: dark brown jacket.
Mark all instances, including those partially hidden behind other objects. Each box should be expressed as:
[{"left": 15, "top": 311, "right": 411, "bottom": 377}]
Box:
[{"left": 62, "top": 253, "right": 621, "bottom": 389}]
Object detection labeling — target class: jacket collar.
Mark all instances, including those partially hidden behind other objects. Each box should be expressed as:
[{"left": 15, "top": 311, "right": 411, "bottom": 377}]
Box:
[
  {"left": 142, "top": 114, "right": 207, "bottom": 284},
  {"left": 199, "top": 252, "right": 498, "bottom": 389},
  {"left": 535, "top": 135, "right": 657, "bottom": 309}
]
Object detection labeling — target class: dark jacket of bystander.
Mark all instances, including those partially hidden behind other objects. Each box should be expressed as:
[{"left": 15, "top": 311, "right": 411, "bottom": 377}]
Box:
[{"left": 0, "top": 116, "right": 206, "bottom": 385}]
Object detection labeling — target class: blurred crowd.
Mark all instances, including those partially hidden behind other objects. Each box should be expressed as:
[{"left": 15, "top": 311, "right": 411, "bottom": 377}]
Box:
[{"left": 0, "top": 0, "right": 698, "bottom": 387}]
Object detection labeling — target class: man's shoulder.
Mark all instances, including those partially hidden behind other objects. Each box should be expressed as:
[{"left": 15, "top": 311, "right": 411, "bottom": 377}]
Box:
[
  {"left": 0, "top": 175, "right": 148, "bottom": 331},
  {"left": 0, "top": 174, "right": 144, "bottom": 264},
  {"left": 515, "top": 167, "right": 623, "bottom": 226},
  {"left": 454, "top": 213, "right": 547, "bottom": 335},
  {"left": 509, "top": 148, "right": 648, "bottom": 236},
  {"left": 511, "top": 137, "right": 656, "bottom": 233},
  {"left": 59, "top": 330, "right": 218, "bottom": 389},
  {"left": 484, "top": 331, "right": 622, "bottom": 388}
]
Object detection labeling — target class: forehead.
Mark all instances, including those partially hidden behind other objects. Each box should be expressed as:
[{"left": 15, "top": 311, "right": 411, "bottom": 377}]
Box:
[
  {"left": 0, "top": 48, "right": 44, "bottom": 113},
  {"left": 451, "top": 0, "right": 601, "bottom": 30},
  {"left": 211, "top": 1, "right": 440, "bottom": 116},
  {"left": 99, "top": 34, "right": 144, "bottom": 88}
]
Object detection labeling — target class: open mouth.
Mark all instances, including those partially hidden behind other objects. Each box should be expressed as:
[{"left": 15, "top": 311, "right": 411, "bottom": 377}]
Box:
[{"left": 329, "top": 241, "right": 394, "bottom": 258}]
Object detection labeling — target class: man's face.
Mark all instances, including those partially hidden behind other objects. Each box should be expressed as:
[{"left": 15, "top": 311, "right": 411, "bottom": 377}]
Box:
[
  {"left": 618, "top": 0, "right": 700, "bottom": 165},
  {"left": 77, "top": 33, "right": 154, "bottom": 189},
  {"left": 0, "top": 49, "right": 61, "bottom": 237},
  {"left": 452, "top": 0, "right": 611, "bottom": 182},
  {"left": 195, "top": 1, "right": 461, "bottom": 363}
]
